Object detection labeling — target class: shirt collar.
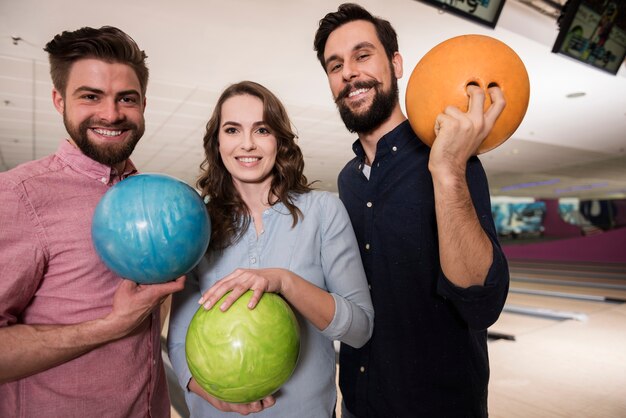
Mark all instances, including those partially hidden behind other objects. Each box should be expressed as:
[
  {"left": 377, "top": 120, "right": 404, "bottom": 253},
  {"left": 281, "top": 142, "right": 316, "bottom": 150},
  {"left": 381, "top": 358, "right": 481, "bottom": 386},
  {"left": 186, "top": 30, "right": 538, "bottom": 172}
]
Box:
[
  {"left": 55, "top": 140, "right": 137, "bottom": 185},
  {"left": 351, "top": 119, "right": 416, "bottom": 161}
]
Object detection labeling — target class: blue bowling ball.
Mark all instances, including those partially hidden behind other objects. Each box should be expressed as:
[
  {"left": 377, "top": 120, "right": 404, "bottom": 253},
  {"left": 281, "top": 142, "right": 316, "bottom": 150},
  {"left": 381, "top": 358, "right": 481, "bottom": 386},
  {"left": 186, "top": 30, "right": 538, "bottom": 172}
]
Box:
[{"left": 91, "top": 174, "right": 211, "bottom": 284}]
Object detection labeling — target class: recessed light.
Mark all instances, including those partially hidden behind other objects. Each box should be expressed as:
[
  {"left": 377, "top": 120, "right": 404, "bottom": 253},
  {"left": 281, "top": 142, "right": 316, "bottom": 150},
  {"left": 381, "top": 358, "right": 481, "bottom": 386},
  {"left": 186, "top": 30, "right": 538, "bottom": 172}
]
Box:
[{"left": 566, "top": 92, "right": 586, "bottom": 98}]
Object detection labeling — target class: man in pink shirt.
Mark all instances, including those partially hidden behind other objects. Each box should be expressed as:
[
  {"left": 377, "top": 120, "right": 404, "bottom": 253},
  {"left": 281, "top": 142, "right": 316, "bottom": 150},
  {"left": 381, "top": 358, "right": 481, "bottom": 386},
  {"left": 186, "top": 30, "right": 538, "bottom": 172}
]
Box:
[{"left": 0, "top": 26, "right": 185, "bottom": 417}]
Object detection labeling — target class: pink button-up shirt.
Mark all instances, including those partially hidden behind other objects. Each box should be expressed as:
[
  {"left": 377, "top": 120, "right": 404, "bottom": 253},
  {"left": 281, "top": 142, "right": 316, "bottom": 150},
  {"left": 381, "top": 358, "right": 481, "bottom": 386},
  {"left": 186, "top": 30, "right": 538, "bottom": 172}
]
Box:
[{"left": 0, "top": 141, "right": 170, "bottom": 418}]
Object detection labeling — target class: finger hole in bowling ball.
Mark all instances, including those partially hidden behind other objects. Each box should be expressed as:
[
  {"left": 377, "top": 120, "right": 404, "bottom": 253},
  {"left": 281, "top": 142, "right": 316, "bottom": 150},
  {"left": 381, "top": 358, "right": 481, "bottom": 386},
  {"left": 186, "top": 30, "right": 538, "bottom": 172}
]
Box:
[{"left": 488, "top": 82, "right": 499, "bottom": 88}]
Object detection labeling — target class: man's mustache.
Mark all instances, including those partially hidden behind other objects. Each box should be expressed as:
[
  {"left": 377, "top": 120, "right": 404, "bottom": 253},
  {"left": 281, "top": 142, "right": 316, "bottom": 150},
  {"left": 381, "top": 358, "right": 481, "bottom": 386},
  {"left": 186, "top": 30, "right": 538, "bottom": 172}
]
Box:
[{"left": 335, "top": 80, "right": 381, "bottom": 103}]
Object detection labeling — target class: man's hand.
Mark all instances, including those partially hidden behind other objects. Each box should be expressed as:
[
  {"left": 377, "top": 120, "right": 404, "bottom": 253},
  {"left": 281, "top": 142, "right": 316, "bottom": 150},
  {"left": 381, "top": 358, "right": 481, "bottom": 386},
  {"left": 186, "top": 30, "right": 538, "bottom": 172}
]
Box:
[
  {"left": 103, "top": 275, "right": 186, "bottom": 339},
  {"left": 429, "top": 85, "right": 506, "bottom": 176}
]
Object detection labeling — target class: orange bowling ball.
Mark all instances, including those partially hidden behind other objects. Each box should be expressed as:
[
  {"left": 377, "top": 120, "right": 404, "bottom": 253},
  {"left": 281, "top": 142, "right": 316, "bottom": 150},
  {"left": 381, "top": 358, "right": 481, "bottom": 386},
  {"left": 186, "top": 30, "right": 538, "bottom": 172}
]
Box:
[{"left": 405, "top": 34, "right": 530, "bottom": 154}]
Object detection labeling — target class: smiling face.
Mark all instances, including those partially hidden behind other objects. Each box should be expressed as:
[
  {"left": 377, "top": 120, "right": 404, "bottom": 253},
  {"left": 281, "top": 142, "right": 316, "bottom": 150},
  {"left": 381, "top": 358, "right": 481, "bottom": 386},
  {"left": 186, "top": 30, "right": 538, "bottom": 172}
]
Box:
[
  {"left": 323, "top": 20, "right": 403, "bottom": 133},
  {"left": 218, "top": 94, "right": 278, "bottom": 189},
  {"left": 52, "top": 58, "right": 146, "bottom": 170}
]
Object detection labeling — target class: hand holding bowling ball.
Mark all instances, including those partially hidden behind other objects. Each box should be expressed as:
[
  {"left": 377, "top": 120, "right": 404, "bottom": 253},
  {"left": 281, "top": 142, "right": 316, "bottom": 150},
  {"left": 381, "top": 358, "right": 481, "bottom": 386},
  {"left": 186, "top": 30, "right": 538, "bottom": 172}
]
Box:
[
  {"left": 91, "top": 174, "right": 211, "bottom": 284},
  {"left": 406, "top": 34, "right": 530, "bottom": 154},
  {"left": 185, "top": 290, "right": 300, "bottom": 404}
]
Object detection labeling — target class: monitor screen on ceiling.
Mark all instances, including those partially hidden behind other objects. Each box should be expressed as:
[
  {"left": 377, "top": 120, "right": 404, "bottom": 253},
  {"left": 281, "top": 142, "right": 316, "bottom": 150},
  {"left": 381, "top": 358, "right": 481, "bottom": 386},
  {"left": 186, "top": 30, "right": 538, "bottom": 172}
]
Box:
[
  {"left": 552, "top": 0, "right": 626, "bottom": 75},
  {"left": 415, "top": 0, "right": 506, "bottom": 28}
]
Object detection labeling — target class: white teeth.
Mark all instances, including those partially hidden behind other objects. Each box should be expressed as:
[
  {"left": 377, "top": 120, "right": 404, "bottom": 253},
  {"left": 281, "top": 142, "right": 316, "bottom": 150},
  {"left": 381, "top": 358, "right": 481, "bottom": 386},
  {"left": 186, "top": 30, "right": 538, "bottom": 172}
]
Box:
[
  {"left": 238, "top": 157, "right": 259, "bottom": 163},
  {"left": 348, "top": 88, "right": 369, "bottom": 98},
  {"left": 93, "top": 128, "right": 122, "bottom": 137}
]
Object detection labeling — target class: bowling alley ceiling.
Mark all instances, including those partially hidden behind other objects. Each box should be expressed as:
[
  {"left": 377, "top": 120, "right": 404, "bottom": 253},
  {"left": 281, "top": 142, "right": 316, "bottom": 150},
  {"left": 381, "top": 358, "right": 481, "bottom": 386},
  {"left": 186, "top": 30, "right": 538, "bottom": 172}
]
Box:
[{"left": 1, "top": 0, "right": 625, "bottom": 200}]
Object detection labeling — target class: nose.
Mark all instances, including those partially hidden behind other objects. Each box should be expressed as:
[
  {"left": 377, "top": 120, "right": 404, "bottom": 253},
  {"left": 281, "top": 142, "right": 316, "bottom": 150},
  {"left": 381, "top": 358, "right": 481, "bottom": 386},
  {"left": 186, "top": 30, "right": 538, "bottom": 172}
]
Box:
[
  {"left": 342, "top": 61, "right": 359, "bottom": 82},
  {"left": 98, "top": 99, "right": 125, "bottom": 123},
  {"left": 240, "top": 131, "right": 257, "bottom": 151}
]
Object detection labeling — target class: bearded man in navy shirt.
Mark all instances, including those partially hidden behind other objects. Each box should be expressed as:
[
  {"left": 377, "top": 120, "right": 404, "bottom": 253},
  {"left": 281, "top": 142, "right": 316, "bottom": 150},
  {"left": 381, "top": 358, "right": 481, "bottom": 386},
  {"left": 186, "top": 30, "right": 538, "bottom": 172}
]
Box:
[{"left": 314, "top": 4, "right": 510, "bottom": 417}]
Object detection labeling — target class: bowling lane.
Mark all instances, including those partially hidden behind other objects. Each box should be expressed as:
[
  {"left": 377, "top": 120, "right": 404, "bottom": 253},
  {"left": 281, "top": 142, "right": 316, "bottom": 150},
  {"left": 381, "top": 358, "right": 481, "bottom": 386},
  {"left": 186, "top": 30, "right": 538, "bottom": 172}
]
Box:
[
  {"left": 489, "top": 311, "right": 557, "bottom": 336},
  {"left": 505, "top": 292, "right": 615, "bottom": 316},
  {"left": 509, "top": 279, "right": 626, "bottom": 301},
  {"left": 488, "top": 303, "right": 626, "bottom": 418},
  {"left": 508, "top": 260, "right": 626, "bottom": 278}
]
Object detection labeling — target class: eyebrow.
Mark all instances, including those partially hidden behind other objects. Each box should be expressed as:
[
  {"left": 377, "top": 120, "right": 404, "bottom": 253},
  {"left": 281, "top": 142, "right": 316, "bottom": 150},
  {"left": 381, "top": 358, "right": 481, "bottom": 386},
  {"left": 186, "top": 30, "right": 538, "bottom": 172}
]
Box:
[
  {"left": 221, "top": 121, "right": 266, "bottom": 128},
  {"left": 72, "top": 86, "right": 141, "bottom": 97},
  {"left": 324, "top": 41, "right": 377, "bottom": 69}
]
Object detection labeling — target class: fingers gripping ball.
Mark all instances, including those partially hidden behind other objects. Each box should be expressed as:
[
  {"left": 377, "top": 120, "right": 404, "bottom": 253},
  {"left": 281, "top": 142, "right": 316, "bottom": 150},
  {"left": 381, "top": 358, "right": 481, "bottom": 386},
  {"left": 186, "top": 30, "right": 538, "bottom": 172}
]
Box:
[
  {"left": 405, "top": 34, "right": 530, "bottom": 154},
  {"left": 91, "top": 174, "right": 211, "bottom": 284},
  {"left": 186, "top": 291, "right": 300, "bottom": 403}
]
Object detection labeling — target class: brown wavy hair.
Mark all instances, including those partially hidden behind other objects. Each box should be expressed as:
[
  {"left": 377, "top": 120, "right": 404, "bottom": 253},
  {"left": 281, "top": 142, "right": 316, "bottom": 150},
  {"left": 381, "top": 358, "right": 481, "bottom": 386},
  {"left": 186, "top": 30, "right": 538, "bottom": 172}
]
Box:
[{"left": 197, "top": 81, "right": 313, "bottom": 250}]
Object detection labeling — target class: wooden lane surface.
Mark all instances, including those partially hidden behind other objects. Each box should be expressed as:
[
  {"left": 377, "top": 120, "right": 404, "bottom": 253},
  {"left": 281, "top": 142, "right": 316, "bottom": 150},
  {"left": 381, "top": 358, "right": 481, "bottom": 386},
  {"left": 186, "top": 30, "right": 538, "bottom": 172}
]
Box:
[
  {"left": 488, "top": 302, "right": 626, "bottom": 417},
  {"left": 509, "top": 260, "right": 626, "bottom": 301},
  {"left": 489, "top": 260, "right": 626, "bottom": 417},
  {"left": 508, "top": 260, "right": 626, "bottom": 276}
]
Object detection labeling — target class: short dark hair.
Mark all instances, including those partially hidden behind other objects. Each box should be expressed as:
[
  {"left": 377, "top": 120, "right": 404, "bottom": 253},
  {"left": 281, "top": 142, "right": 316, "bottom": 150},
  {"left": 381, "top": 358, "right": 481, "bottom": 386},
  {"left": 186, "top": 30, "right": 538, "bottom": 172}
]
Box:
[
  {"left": 313, "top": 3, "right": 399, "bottom": 70},
  {"left": 44, "top": 26, "right": 149, "bottom": 97}
]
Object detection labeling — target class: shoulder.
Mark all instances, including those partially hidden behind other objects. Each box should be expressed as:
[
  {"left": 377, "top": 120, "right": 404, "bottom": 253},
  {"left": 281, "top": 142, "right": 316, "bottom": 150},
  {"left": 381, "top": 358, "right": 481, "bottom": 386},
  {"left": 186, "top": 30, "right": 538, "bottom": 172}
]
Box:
[
  {"left": 0, "top": 155, "right": 57, "bottom": 191},
  {"left": 338, "top": 155, "right": 361, "bottom": 179},
  {"left": 296, "top": 190, "right": 342, "bottom": 210}
]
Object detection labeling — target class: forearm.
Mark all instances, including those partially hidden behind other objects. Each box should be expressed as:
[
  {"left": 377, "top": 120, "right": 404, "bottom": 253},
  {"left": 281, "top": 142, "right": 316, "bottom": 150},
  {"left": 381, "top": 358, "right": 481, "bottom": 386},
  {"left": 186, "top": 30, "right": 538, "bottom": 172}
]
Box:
[
  {"left": 0, "top": 318, "right": 124, "bottom": 384},
  {"left": 280, "top": 271, "right": 335, "bottom": 331},
  {"left": 432, "top": 171, "right": 492, "bottom": 288}
]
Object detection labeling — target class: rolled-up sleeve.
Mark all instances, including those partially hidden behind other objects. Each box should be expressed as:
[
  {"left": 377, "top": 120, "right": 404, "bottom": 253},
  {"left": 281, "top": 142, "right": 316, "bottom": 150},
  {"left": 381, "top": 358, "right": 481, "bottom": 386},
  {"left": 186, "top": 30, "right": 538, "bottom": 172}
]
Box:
[
  {"left": 437, "top": 241, "right": 509, "bottom": 330},
  {"left": 318, "top": 193, "right": 374, "bottom": 348}
]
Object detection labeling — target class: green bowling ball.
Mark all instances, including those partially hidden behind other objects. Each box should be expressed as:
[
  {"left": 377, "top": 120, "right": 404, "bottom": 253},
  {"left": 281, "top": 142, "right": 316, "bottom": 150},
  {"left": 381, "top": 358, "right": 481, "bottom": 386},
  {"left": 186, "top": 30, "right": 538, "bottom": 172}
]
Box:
[{"left": 185, "top": 291, "right": 300, "bottom": 403}]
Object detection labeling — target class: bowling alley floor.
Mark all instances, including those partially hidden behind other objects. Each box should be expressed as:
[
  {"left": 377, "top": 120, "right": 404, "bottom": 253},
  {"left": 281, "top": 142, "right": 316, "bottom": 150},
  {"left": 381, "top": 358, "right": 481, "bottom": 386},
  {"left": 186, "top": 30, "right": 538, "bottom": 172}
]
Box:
[
  {"left": 487, "top": 260, "right": 626, "bottom": 418},
  {"left": 166, "top": 260, "right": 626, "bottom": 418}
]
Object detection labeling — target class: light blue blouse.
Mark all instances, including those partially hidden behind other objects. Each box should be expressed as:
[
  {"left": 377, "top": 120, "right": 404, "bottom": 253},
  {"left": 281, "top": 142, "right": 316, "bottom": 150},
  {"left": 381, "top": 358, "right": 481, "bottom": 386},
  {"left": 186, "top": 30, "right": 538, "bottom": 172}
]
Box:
[{"left": 167, "top": 190, "right": 374, "bottom": 418}]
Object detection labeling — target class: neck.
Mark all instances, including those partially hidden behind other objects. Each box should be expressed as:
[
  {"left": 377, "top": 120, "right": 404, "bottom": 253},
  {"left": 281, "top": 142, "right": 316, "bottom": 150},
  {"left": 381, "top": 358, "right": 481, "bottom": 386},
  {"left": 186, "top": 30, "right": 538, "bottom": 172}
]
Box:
[
  {"left": 358, "top": 103, "right": 406, "bottom": 165},
  {"left": 112, "top": 160, "right": 127, "bottom": 175},
  {"left": 235, "top": 177, "right": 274, "bottom": 237},
  {"left": 234, "top": 178, "right": 273, "bottom": 216}
]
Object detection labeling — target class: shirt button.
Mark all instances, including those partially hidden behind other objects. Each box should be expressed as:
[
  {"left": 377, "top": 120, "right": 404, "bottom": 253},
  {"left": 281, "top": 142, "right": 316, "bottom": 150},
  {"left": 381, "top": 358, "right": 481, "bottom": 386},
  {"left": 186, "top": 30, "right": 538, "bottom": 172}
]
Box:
[
  {"left": 360, "top": 366, "right": 365, "bottom": 373},
  {"left": 368, "top": 284, "right": 372, "bottom": 290},
  {"left": 250, "top": 257, "right": 257, "bottom": 264},
  {"left": 392, "top": 146, "right": 397, "bottom": 152},
  {"left": 366, "top": 202, "right": 373, "bottom": 208},
  {"left": 365, "top": 243, "right": 370, "bottom": 250},
  {"left": 100, "top": 177, "right": 107, "bottom": 184}
]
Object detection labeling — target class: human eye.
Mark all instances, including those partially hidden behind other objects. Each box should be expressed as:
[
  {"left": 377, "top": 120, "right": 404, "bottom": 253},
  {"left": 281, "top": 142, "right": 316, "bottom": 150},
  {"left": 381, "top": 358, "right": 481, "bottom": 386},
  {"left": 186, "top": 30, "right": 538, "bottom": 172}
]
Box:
[
  {"left": 356, "top": 53, "right": 370, "bottom": 61},
  {"left": 327, "top": 61, "right": 342, "bottom": 73},
  {"left": 256, "top": 126, "right": 271, "bottom": 135},
  {"left": 119, "top": 95, "right": 138, "bottom": 104},
  {"left": 80, "top": 94, "right": 99, "bottom": 101},
  {"left": 223, "top": 126, "right": 238, "bottom": 134}
]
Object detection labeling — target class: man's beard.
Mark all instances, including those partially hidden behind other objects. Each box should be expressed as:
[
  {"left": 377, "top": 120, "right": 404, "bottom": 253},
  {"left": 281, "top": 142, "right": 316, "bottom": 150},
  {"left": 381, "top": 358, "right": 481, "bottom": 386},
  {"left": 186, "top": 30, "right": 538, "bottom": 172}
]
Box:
[
  {"left": 335, "top": 75, "right": 399, "bottom": 134},
  {"left": 64, "top": 113, "right": 144, "bottom": 167}
]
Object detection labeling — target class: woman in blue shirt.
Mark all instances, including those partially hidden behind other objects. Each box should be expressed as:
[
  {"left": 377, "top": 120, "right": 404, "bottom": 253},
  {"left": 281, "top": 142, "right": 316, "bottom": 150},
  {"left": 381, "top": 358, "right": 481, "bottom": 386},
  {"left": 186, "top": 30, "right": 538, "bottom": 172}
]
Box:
[{"left": 167, "top": 81, "right": 374, "bottom": 417}]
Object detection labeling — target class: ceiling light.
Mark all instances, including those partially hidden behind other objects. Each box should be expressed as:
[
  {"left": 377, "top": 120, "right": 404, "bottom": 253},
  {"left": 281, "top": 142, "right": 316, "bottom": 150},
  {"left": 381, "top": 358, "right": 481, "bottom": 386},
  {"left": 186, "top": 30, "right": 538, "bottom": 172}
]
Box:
[
  {"left": 566, "top": 92, "right": 586, "bottom": 98},
  {"left": 500, "top": 178, "right": 560, "bottom": 191},
  {"left": 555, "top": 182, "right": 609, "bottom": 194}
]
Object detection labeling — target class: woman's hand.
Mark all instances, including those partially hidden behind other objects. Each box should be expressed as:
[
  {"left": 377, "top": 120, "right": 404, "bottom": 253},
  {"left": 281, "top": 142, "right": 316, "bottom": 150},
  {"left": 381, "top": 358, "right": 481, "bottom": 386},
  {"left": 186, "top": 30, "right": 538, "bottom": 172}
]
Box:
[
  {"left": 198, "top": 268, "right": 291, "bottom": 311},
  {"left": 188, "top": 377, "right": 276, "bottom": 415}
]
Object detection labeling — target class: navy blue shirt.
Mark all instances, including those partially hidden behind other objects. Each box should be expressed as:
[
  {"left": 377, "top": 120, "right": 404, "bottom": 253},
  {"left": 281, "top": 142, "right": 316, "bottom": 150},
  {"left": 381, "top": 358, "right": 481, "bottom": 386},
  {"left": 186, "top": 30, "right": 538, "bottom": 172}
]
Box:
[{"left": 338, "top": 120, "right": 509, "bottom": 418}]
